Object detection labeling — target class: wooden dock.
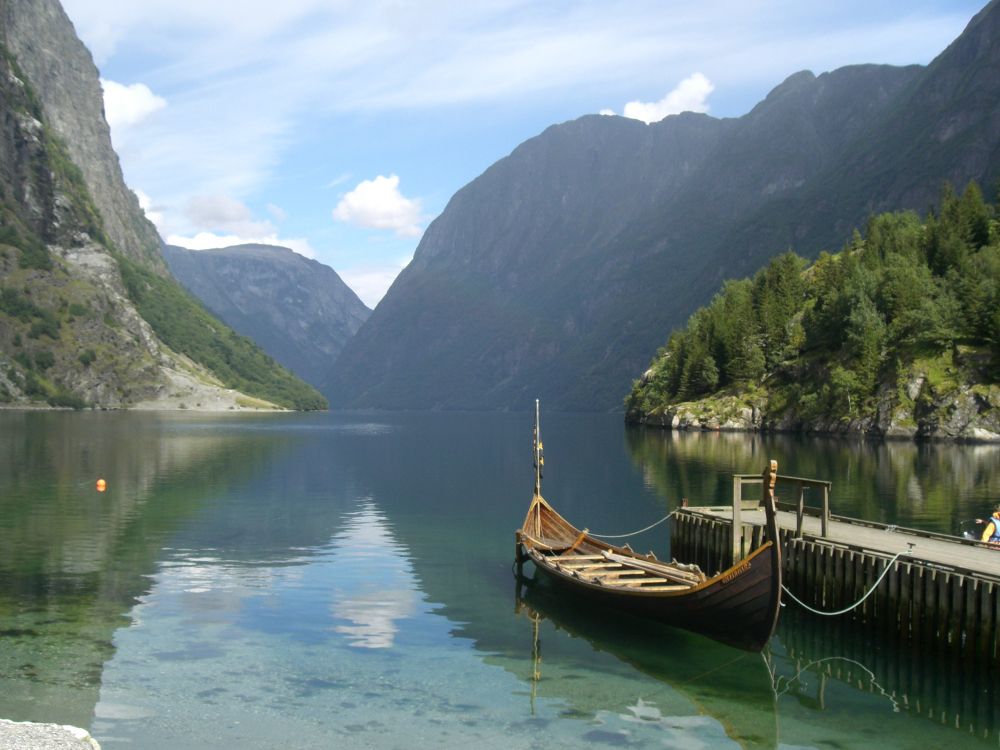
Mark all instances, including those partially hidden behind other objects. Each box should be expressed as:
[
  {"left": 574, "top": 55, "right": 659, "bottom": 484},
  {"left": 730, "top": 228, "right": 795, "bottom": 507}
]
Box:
[{"left": 670, "top": 469, "right": 1000, "bottom": 663}]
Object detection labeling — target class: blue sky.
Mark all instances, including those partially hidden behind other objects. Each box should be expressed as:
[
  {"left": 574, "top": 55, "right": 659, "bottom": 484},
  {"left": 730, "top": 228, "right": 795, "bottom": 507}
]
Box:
[{"left": 62, "top": 0, "right": 986, "bottom": 307}]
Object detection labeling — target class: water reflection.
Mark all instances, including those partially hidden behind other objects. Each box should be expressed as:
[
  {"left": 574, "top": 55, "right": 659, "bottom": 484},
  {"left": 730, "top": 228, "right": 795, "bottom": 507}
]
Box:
[
  {"left": 0, "top": 412, "right": 292, "bottom": 728},
  {"left": 329, "top": 502, "right": 419, "bottom": 649},
  {"left": 626, "top": 426, "right": 1000, "bottom": 533},
  {"left": 511, "top": 578, "right": 779, "bottom": 749},
  {"left": 775, "top": 607, "right": 1000, "bottom": 745},
  {"left": 4, "top": 411, "right": 1000, "bottom": 749}
]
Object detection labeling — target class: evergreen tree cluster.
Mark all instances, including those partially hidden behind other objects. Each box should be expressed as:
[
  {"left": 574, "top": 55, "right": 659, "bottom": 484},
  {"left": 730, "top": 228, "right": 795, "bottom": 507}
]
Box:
[{"left": 627, "top": 184, "right": 1000, "bottom": 419}]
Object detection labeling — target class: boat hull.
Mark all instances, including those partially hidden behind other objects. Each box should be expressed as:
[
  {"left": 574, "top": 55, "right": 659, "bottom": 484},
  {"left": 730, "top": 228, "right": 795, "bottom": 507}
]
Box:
[
  {"left": 516, "top": 492, "right": 781, "bottom": 651},
  {"left": 524, "top": 541, "right": 779, "bottom": 651}
]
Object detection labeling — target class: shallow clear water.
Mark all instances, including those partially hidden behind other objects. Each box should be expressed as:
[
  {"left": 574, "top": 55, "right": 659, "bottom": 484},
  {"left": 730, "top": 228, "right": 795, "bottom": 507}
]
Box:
[{"left": 0, "top": 411, "right": 997, "bottom": 748}]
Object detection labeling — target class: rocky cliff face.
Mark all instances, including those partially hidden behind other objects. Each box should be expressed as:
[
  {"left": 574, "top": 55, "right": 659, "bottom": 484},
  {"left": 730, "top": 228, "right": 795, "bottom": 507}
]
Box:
[
  {"left": 0, "top": 0, "right": 325, "bottom": 410},
  {"left": 0, "top": 41, "right": 177, "bottom": 408},
  {"left": 329, "top": 1, "right": 1000, "bottom": 412},
  {"left": 1, "top": 0, "right": 163, "bottom": 270},
  {"left": 163, "top": 244, "right": 370, "bottom": 388},
  {"left": 635, "top": 371, "right": 1000, "bottom": 443}
]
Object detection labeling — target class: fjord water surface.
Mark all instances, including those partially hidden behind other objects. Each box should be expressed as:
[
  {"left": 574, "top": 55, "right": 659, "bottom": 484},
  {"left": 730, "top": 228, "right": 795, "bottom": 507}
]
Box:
[{"left": 0, "top": 410, "right": 996, "bottom": 748}]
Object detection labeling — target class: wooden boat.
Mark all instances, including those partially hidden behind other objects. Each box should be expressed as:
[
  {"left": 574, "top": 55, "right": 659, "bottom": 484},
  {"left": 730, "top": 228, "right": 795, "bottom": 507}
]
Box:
[{"left": 514, "top": 400, "right": 782, "bottom": 651}]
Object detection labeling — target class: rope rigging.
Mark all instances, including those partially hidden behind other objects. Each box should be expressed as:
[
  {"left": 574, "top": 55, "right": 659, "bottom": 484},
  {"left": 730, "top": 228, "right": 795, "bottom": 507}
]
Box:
[
  {"left": 587, "top": 510, "right": 679, "bottom": 539},
  {"left": 781, "top": 551, "right": 907, "bottom": 616}
]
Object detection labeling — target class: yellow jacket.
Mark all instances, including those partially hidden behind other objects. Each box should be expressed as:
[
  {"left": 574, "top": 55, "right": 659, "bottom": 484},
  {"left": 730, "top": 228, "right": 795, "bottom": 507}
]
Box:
[{"left": 981, "top": 513, "right": 1000, "bottom": 543}]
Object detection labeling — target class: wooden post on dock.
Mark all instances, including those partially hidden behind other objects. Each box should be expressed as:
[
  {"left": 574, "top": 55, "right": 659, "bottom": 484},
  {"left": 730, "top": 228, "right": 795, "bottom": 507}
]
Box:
[
  {"left": 796, "top": 483, "right": 805, "bottom": 538},
  {"left": 821, "top": 484, "right": 830, "bottom": 538},
  {"left": 732, "top": 474, "right": 742, "bottom": 565}
]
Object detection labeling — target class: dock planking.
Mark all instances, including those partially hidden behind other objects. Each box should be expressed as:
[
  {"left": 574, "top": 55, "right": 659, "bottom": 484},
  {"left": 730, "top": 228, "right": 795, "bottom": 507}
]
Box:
[{"left": 671, "top": 469, "right": 1000, "bottom": 663}]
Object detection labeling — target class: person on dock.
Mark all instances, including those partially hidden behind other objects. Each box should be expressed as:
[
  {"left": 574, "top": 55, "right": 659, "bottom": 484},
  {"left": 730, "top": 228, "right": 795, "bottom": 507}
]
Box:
[{"left": 980, "top": 505, "right": 1000, "bottom": 546}]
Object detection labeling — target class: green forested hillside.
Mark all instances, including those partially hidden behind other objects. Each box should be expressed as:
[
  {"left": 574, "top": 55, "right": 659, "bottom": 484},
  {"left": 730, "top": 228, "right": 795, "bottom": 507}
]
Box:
[
  {"left": 117, "top": 257, "right": 328, "bottom": 411},
  {"left": 625, "top": 185, "right": 1000, "bottom": 439}
]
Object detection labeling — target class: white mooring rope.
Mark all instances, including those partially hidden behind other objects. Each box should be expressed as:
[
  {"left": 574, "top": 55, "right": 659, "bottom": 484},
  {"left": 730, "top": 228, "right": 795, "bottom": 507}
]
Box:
[
  {"left": 587, "top": 510, "right": 678, "bottom": 539},
  {"left": 781, "top": 551, "right": 907, "bottom": 616}
]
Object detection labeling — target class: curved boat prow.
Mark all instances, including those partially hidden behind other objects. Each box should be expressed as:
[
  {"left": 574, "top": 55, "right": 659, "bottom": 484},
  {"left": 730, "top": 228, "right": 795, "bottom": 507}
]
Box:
[{"left": 759, "top": 459, "right": 783, "bottom": 647}]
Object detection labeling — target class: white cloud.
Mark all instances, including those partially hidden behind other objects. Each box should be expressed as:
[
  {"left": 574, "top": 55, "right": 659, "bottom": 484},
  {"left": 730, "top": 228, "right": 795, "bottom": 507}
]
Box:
[
  {"left": 181, "top": 194, "right": 277, "bottom": 237},
  {"left": 339, "top": 256, "right": 413, "bottom": 308},
  {"left": 134, "top": 188, "right": 166, "bottom": 234},
  {"left": 615, "top": 73, "right": 715, "bottom": 124},
  {"left": 325, "top": 173, "right": 353, "bottom": 189},
  {"left": 100, "top": 79, "right": 166, "bottom": 128},
  {"left": 185, "top": 194, "right": 253, "bottom": 227},
  {"left": 333, "top": 175, "right": 423, "bottom": 238},
  {"left": 266, "top": 203, "right": 287, "bottom": 222},
  {"left": 166, "top": 194, "right": 316, "bottom": 258},
  {"left": 167, "top": 231, "right": 317, "bottom": 259}
]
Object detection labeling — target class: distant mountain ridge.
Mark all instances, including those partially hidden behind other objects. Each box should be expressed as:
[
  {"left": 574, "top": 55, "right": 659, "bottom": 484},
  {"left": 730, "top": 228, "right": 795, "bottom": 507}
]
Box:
[
  {"left": 163, "top": 244, "right": 370, "bottom": 388},
  {"left": 328, "top": 0, "right": 1000, "bottom": 411}
]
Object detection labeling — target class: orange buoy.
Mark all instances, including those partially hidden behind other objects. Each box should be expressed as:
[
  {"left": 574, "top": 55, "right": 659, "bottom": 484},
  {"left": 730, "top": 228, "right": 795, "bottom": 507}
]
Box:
[{"left": 96, "top": 478, "right": 107, "bottom": 492}]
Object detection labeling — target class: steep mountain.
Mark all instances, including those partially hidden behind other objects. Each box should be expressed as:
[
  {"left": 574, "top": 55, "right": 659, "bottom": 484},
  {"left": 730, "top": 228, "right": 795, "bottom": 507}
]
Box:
[
  {"left": 328, "top": 0, "right": 1000, "bottom": 412},
  {"left": 0, "top": 0, "right": 325, "bottom": 410},
  {"left": 163, "top": 244, "right": 370, "bottom": 388},
  {"left": 2, "top": 0, "right": 163, "bottom": 270}
]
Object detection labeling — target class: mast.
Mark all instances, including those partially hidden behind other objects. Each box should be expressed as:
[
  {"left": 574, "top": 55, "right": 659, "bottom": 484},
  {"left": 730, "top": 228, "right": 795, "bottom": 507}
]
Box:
[{"left": 533, "top": 398, "right": 543, "bottom": 496}]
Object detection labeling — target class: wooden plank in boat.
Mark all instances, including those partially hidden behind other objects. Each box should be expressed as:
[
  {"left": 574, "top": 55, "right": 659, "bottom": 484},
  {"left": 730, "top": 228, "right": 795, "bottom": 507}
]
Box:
[
  {"left": 556, "top": 556, "right": 612, "bottom": 566},
  {"left": 573, "top": 563, "right": 624, "bottom": 572},
  {"left": 552, "top": 561, "right": 619, "bottom": 570},
  {"left": 590, "top": 570, "right": 647, "bottom": 579},
  {"left": 601, "top": 550, "right": 704, "bottom": 582},
  {"left": 612, "top": 577, "right": 671, "bottom": 586}
]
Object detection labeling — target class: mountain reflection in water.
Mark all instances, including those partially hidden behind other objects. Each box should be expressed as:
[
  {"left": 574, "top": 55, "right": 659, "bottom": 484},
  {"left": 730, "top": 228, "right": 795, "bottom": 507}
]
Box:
[{"left": 3, "top": 411, "right": 999, "bottom": 749}]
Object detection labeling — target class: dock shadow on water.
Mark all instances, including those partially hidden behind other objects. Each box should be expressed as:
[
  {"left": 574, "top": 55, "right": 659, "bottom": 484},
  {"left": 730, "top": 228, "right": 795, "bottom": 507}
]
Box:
[{"left": 1, "top": 410, "right": 998, "bottom": 748}]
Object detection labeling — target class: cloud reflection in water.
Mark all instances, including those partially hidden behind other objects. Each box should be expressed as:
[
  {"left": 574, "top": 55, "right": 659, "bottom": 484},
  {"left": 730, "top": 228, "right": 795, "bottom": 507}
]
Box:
[{"left": 328, "top": 501, "right": 418, "bottom": 649}]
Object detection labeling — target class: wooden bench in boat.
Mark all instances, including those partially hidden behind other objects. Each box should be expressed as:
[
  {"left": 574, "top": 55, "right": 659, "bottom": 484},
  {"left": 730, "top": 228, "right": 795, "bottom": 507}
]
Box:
[{"left": 539, "top": 549, "right": 700, "bottom": 591}]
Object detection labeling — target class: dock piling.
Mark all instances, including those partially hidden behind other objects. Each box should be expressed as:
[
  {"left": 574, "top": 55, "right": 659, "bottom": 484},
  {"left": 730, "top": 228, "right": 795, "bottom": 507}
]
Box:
[{"left": 671, "top": 468, "right": 1000, "bottom": 664}]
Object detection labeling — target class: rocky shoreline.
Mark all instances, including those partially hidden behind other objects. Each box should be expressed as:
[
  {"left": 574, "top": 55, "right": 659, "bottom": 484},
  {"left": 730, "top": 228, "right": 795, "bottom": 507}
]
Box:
[
  {"left": 0, "top": 719, "right": 100, "bottom": 749},
  {"left": 628, "top": 383, "right": 1000, "bottom": 443}
]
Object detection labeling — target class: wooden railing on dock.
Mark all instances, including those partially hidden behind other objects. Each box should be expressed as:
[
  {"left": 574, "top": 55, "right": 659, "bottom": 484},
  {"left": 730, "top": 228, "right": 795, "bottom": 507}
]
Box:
[
  {"left": 731, "top": 471, "right": 831, "bottom": 563},
  {"left": 671, "top": 465, "right": 1000, "bottom": 664}
]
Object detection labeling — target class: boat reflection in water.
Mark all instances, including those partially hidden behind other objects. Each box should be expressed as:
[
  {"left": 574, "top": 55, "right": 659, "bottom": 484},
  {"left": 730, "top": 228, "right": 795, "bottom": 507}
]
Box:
[
  {"left": 513, "top": 576, "right": 779, "bottom": 750},
  {"left": 512, "top": 577, "right": 1000, "bottom": 749}
]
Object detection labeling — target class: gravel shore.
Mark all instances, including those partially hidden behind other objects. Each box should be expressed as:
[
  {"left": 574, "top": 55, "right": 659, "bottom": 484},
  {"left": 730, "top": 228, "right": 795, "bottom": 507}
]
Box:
[{"left": 0, "top": 720, "right": 100, "bottom": 750}]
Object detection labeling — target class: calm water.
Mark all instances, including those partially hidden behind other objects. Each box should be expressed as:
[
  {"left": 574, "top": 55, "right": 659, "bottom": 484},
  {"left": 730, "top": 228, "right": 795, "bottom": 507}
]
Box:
[{"left": 0, "top": 410, "right": 998, "bottom": 749}]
